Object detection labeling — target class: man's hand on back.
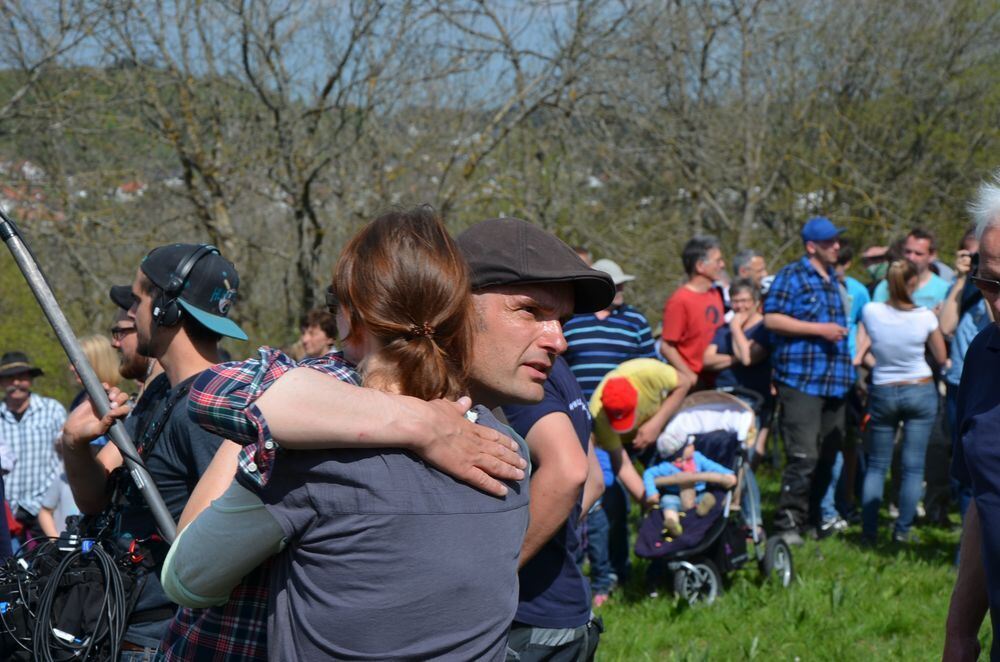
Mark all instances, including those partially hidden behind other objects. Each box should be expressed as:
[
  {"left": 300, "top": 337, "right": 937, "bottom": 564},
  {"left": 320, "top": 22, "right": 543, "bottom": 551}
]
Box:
[{"left": 409, "top": 397, "right": 527, "bottom": 498}]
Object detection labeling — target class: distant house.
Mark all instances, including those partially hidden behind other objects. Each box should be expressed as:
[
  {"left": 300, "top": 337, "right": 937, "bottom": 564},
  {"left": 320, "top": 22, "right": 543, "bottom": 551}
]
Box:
[{"left": 115, "top": 180, "right": 147, "bottom": 202}]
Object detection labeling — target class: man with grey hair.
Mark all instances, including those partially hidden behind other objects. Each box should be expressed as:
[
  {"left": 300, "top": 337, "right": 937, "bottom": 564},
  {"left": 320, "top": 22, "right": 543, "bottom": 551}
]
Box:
[
  {"left": 945, "top": 173, "right": 1000, "bottom": 662},
  {"left": 660, "top": 235, "right": 726, "bottom": 386},
  {"left": 732, "top": 248, "right": 769, "bottom": 289}
]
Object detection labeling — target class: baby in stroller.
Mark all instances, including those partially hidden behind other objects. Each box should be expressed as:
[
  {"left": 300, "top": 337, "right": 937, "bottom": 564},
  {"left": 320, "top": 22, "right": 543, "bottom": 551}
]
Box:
[
  {"left": 635, "top": 391, "right": 793, "bottom": 605},
  {"left": 643, "top": 433, "right": 736, "bottom": 540}
]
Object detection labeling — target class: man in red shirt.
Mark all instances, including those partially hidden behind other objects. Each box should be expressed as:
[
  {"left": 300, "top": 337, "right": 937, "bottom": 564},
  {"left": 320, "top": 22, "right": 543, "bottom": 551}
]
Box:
[{"left": 661, "top": 235, "right": 726, "bottom": 386}]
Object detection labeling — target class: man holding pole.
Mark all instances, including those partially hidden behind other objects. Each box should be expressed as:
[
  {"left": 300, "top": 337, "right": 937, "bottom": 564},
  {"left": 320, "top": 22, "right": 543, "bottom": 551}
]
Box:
[{"left": 61, "top": 243, "right": 247, "bottom": 657}]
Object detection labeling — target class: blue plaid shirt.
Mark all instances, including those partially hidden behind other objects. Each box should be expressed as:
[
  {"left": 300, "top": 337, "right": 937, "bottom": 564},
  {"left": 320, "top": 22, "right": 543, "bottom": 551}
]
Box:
[
  {"left": 763, "top": 256, "right": 854, "bottom": 398},
  {"left": 1, "top": 394, "right": 65, "bottom": 516}
]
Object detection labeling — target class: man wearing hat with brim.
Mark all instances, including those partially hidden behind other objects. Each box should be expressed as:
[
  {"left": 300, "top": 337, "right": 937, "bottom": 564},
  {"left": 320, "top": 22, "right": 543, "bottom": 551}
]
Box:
[
  {"left": 560, "top": 257, "right": 658, "bottom": 603},
  {"left": 61, "top": 243, "right": 251, "bottom": 656},
  {"left": 763, "top": 216, "right": 854, "bottom": 544},
  {"left": 0, "top": 351, "right": 65, "bottom": 548}
]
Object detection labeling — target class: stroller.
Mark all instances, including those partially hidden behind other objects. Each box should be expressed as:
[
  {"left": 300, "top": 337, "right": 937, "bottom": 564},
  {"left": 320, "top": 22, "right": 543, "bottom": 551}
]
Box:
[{"left": 635, "top": 389, "right": 794, "bottom": 605}]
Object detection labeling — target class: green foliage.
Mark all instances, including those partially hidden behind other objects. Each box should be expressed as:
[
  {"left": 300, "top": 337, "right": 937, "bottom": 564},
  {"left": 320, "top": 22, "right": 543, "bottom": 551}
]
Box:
[{"left": 0, "top": 251, "right": 78, "bottom": 405}]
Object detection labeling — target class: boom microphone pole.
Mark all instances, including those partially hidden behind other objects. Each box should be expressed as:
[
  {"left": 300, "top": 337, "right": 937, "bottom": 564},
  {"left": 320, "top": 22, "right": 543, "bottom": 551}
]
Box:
[{"left": 0, "top": 209, "right": 177, "bottom": 543}]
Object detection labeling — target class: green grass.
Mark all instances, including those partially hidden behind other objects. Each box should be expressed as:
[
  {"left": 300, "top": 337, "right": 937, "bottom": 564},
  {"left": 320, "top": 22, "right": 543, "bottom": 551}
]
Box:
[{"left": 595, "top": 466, "right": 991, "bottom": 660}]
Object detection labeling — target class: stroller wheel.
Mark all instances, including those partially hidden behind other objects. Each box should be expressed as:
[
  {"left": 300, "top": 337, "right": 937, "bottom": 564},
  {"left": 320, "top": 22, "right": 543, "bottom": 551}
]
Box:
[
  {"left": 759, "top": 537, "right": 795, "bottom": 587},
  {"left": 672, "top": 560, "right": 723, "bottom": 606}
]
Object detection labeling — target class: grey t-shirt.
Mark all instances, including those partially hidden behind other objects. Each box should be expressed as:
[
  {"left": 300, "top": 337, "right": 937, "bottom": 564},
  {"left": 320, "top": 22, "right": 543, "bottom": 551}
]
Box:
[{"left": 254, "top": 405, "right": 529, "bottom": 660}]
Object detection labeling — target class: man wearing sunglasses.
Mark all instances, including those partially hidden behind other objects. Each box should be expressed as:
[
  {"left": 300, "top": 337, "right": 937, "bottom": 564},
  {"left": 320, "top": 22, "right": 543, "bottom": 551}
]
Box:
[
  {"left": 945, "top": 174, "right": 1000, "bottom": 662},
  {"left": 109, "top": 284, "right": 164, "bottom": 392}
]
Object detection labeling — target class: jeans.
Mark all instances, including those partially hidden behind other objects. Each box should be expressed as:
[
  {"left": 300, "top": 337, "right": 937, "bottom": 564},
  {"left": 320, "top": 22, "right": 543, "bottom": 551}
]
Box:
[
  {"left": 742, "top": 465, "right": 763, "bottom": 530},
  {"left": 603, "top": 480, "right": 630, "bottom": 584},
  {"left": 658, "top": 491, "right": 713, "bottom": 512},
  {"left": 583, "top": 502, "right": 612, "bottom": 595},
  {"left": 946, "top": 382, "right": 973, "bottom": 519},
  {"left": 819, "top": 451, "right": 844, "bottom": 522},
  {"left": 862, "top": 381, "right": 937, "bottom": 538}
]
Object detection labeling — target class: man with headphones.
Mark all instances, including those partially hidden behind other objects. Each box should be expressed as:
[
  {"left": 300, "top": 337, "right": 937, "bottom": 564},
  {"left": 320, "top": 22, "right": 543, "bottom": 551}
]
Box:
[{"left": 62, "top": 243, "right": 247, "bottom": 659}]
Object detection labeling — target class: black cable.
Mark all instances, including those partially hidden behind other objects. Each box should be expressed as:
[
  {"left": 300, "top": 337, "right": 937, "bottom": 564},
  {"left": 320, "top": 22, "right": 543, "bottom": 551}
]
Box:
[{"left": 29, "top": 539, "right": 130, "bottom": 661}]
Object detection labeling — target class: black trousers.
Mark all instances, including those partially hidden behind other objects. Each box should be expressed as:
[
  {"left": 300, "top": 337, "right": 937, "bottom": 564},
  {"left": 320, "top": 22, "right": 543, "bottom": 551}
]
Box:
[{"left": 774, "top": 384, "right": 846, "bottom": 532}]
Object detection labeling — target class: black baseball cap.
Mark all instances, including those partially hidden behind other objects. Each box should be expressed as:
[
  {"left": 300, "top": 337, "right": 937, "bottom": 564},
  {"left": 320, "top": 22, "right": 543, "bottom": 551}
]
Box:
[
  {"left": 140, "top": 243, "right": 248, "bottom": 341},
  {"left": 109, "top": 284, "right": 135, "bottom": 311},
  {"left": 456, "top": 218, "right": 615, "bottom": 313}
]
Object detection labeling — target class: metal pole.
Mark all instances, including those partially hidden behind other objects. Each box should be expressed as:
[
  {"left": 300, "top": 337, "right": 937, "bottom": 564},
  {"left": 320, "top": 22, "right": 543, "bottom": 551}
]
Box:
[{"left": 0, "top": 210, "right": 176, "bottom": 543}]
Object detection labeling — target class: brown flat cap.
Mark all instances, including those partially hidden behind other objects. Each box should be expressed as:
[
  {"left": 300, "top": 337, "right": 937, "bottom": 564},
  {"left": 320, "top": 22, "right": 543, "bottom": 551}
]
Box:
[{"left": 457, "top": 217, "right": 615, "bottom": 313}]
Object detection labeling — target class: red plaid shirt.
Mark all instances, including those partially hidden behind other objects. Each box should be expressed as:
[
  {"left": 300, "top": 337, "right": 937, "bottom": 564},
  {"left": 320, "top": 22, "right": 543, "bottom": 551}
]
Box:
[
  {"left": 161, "top": 348, "right": 359, "bottom": 660},
  {"left": 160, "top": 561, "right": 272, "bottom": 661}
]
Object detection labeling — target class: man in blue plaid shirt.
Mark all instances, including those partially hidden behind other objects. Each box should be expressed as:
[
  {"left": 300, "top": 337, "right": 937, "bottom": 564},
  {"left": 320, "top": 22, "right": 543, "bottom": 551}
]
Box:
[
  {"left": 0, "top": 351, "right": 65, "bottom": 546},
  {"left": 764, "top": 217, "right": 855, "bottom": 543}
]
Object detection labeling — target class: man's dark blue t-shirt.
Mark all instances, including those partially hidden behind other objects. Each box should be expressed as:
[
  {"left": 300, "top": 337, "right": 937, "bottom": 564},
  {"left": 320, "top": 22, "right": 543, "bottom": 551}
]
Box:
[
  {"left": 953, "top": 322, "right": 1000, "bottom": 661},
  {"left": 711, "top": 321, "right": 772, "bottom": 400},
  {"left": 503, "top": 357, "right": 591, "bottom": 629},
  {"left": 119, "top": 373, "right": 226, "bottom": 648}
]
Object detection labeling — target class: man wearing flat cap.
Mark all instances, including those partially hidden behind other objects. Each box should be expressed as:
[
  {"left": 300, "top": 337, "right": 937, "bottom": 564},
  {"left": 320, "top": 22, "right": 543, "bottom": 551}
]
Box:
[
  {"left": 0, "top": 351, "right": 65, "bottom": 546},
  {"left": 456, "top": 218, "right": 615, "bottom": 660},
  {"left": 168, "top": 216, "right": 615, "bottom": 659}
]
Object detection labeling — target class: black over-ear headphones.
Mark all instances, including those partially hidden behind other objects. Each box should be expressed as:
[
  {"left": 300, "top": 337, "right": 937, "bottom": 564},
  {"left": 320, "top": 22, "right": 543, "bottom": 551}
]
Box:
[{"left": 151, "top": 244, "right": 220, "bottom": 327}]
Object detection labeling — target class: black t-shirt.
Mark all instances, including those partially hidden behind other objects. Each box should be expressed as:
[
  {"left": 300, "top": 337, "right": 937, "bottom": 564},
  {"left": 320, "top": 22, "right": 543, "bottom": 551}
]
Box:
[
  {"left": 503, "top": 357, "right": 592, "bottom": 629},
  {"left": 118, "top": 372, "right": 225, "bottom": 647}
]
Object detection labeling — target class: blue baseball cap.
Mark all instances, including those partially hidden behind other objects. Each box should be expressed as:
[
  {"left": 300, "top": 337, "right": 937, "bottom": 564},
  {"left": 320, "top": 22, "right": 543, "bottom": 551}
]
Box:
[{"left": 801, "top": 216, "right": 844, "bottom": 242}]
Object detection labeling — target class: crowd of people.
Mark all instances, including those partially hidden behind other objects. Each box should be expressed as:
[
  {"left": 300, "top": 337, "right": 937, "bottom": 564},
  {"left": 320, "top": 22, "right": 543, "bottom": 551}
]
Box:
[{"left": 0, "top": 180, "right": 997, "bottom": 659}]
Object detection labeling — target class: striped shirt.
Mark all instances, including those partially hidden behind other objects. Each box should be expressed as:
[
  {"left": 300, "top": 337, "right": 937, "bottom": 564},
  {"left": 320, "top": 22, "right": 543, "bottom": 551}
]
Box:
[
  {"left": 562, "top": 305, "right": 657, "bottom": 400},
  {"left": 1, "top": 394, "right": 65, "bottom": 516}
]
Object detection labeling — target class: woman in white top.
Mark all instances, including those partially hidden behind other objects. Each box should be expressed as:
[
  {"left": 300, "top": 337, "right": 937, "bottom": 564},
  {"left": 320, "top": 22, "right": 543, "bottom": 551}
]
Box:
[{"left": 854, "top": 260, "right": 946, "bottom": 544}]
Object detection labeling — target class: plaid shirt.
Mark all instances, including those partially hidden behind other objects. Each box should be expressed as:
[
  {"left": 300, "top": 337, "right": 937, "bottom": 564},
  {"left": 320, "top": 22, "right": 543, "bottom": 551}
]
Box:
[
  {"left": 160, "top": 561, "right": 272, "bottom": 661},
  {"left": 1, "top": 394, "right": 65, "bottom": 515},
  {"left": 188, "top": 346, "right": 361, "bottom": 490},
  {"left": 763, "top": 256, "right": 854, "bottom": 398},
  {"left": 163, "top": 349, "right": 358, "bottom": 660}
]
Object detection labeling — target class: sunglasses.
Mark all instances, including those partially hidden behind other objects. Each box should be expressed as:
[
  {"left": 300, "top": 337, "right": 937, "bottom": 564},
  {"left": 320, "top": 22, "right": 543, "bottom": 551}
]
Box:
[
  {"left": 110, "top": 325, "right": 137, "bottom": 342},
  {"left": 970, "top": 253, "right": 1000, "bottom": 295},
  {"left": 971, "top": 274, "right": 1000, "bottom": 295}
]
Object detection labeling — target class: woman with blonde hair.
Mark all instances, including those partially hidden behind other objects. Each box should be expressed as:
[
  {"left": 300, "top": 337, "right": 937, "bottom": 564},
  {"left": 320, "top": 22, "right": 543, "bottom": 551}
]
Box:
[
  {"left": 68, "top": 334, "right": 121, "bottom": 410},
  {"left": 855, "top": 259, "right": 947, "bottom": 544}
]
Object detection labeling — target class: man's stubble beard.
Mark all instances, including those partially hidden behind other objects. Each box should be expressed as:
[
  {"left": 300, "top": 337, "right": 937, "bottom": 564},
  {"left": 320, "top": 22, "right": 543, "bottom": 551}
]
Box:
[{"left": 119, "top": 352, "right": 150, "bottom": 382}]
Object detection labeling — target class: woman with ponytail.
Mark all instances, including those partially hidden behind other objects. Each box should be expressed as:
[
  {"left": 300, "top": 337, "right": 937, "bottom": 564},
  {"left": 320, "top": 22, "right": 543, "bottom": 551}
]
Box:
[
  {"left": 854, "top": 259, "right": 947, "bottom": 544},
  {"left": 161, "top": 207, "right": 530, "bottom": 660}
]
